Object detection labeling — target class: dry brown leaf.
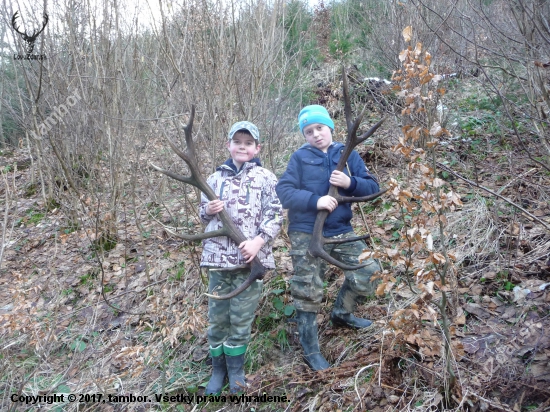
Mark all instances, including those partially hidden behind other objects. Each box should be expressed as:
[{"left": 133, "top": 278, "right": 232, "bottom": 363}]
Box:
[
  {"left": 376, "top": 282, "right": 387, "bottom": 296},
  {"left": 465, "top": 303, "right": 491, "bottom": 319}
]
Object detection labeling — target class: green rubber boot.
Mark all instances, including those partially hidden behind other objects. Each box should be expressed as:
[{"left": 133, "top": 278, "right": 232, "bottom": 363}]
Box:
[
  {"left": 331, "top": 280, "right": 372, "bottom": 329},
  {"left": 223, "top": 344, "right": 247, "bottom": 394},
  {"left": 296, "top": 310, "right": 330, "bottom": 371},
  {"left": 204, "top": 345, "right": 227, "bottom": 395}
]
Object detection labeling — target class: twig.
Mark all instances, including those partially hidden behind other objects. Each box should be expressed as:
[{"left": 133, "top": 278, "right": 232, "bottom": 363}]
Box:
[
  {"left": 496, "top": 168, "right": 537, "bottom": 195},
  {"left": 354, "top": 363, "right": 379, "bottom": 410},
  {"left": 378, "top": 330, "right": 387, "bottom": 387},
  {"left": 380, "top": 383, "right": 406, "bottom": 393},
  {"left": 462, "top": 389, "right": 512, "bottom": 411},
  {"left": 0, "top": 166, "right": 16, "bottom": 270},
  {"left": 436, "top": 162, "right": 550, "bottom": 231},
  {"left": 92, "top": 199, "right": 142, "bottom": 316}
]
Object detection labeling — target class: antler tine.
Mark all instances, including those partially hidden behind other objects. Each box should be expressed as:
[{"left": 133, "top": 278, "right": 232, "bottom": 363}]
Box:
[
  {"left": 308, "top": 210, "right": 369, "bottom": 270},
  {"left": 343, "top": 65, "right": 370, "bottom": 141},
  {"left": 35, "top": 13, "right": 48, "bottom": 37},
  {"left": 164, "top": 227, "right": 229, "bottom": 242},
  {"left": 334, "top": 188, "right": 388, "bottom": 204},
  {"left": 154, "top": 113, "right": 216, "bottom": 198},
  {"left": 11, "top": 11, "right": 24, "bottom": 36},
  {"left": 342, "top": 65, "right": 354, "bottom": 131},
  {"left": 182, "top": 106, "right": 197, "bottom": 161},
  {"left": 307, "top": 67, "right": 386, "bottom": 270},
  {"left": 357, "top": 117, "right": 386, "bottom": 144},
  {"left": 152, "top": 105, "right": 267, "bottom": 300},
  {"left": 150, "top": 163, "right": 200, "bottom": 188},
  {"left": 204, "top": 261, "right": 265, "bottom": 299},
  {"left": 30, "top": 13, "right": 49, "bottom": 38}
]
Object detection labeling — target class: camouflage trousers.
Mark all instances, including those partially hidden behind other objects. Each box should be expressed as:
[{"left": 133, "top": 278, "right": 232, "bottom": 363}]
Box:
[
  {"left": 207, "top": 268, "right": 262, "bottom": 348},
  {"left": 289, "top": 231, "right": 380, "bottom": 313}
]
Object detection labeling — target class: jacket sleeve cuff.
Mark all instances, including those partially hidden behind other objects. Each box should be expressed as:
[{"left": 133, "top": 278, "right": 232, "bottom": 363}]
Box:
[
  {"left": 307, "top": 195, "right": 320, "bottom": 212},
  {"left": 199, "top": 204, "right": 214, "bottom": 224},
  {"left": 258, "top": 232, "right": 271, "bottom": 245},
  {"left": 346, "top": 177, "right": 357, "bottom": 193}
]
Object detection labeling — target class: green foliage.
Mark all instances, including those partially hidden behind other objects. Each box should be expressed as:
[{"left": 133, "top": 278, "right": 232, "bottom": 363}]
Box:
[
  {"left": 459, "top": 115, "right": 501, "bottom": 137},
  {"left": 1, "top": 114, "right": 23, "bottom": 146},
  {"left": 169, "top": 262, "right": 186, "bottom": 281},
  {"left": 146, "top": 201, "right": 162, "bottom": 218},
  {"left": 280, "top": 0, "right": 312, "bottom": 55},
  {"left": 20, "top": 208, "right": 45, "bottom": 226},
  {"left": 330, "top": 0, "right": 372, "bottom": 47},
  {"left": 46, "top": 197, "right": 61, "bottom": 211},
  {"left": 61, "top": 220, "right": 80, "bottom": 234},
  {"left": 246, "top": 331, "right": 275, "bottom": 371},
  {"left": 0, "top": 61, "right": 25, "bottom": 146},
  {"left": 69, "top": 338, "right": 87, "bottom": 352},
  {"left": 329, "top": 32, "right": 353, "bottom": 58},
  {"left": 326, "top": 0, "right": 392, "bottom": 77},
  {"left": 91, "top": 232, "right": 118, "bottom": 253},
  {"left": 458, "top": 94, "right": 502, "bottom": 112},
  {"left": 254, "top": 274, "right": 294, "bottom": 359},
  {"left": 257, "top": 286, "right": 295, "bottom": 333},
  {"left": 274, "top": 64, "right": 317, "bottom": 109},
  {"left": 80, "top": 269, "right": 99, "bottom": 288},
  {"left": 24, "top": 183, "right": 38, "bottom": 197}
]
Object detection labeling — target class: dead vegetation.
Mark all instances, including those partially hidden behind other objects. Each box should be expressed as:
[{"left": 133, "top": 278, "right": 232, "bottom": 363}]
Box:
[
  {"left": 1, "top": 0, "right": 550, "bottom": 411},
  {"left": 1, "top": 63, "right": 549, "bottom": 410}
]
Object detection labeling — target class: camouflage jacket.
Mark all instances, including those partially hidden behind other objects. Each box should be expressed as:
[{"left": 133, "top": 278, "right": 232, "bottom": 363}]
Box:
[{"left": 199, "top": 159, "right": 282, "bottom": 269}]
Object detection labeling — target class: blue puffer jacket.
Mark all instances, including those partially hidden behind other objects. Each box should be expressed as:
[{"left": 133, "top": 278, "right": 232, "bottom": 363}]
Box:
[{"left": 276, "top": 142, "right": 379, "bottom": 237}]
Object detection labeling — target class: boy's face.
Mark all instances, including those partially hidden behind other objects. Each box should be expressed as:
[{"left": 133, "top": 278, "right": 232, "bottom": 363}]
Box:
[
  {"left": 227, "top": 132, "right": 259, "bottom": 168},
  {"left": 303, "top": 123, "right": 332, "bottom": 153}
]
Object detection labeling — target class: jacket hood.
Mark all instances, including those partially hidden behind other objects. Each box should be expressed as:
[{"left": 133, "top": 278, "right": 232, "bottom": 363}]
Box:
[{"left": 218, "top": 157, "right": 262, "bottom": 173}]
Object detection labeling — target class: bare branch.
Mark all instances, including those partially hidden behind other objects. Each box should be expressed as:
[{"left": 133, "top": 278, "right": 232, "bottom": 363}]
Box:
[{"left": 436, "top": 162, "right": 550, "bottom": 231}]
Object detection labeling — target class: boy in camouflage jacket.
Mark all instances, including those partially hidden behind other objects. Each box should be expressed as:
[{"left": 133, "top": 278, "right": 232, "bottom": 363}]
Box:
[
  {"left": 276, "top": 105, "right": 380, "bottom": 371},
  {"left": 199, "top": 121, "right": 282, "bottom": 394}
]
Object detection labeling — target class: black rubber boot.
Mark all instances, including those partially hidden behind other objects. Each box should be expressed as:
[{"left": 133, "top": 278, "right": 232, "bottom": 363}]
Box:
[
  {"left": 296, "top": 310, "right": 330, "bottom": 371},
  {"left": 331, "top": 280, "right": 372, "bottom": 329},
  {"left": 204, "top": 346, "right": 227, "bottom": 395},
  {"left": 224, "top": 344, "right": 247, "bottom": 394}
]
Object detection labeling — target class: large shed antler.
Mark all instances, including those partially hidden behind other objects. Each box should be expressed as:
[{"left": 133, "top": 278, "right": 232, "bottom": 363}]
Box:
[
  {"left": 11, "top": 11, "right": 49, "bottom": 55},
  {"left": 307, "top": 68, "right": 388, "bottom": 269},
  {"left": 151, "top": 106, "right": 266, "bottom": 300}
]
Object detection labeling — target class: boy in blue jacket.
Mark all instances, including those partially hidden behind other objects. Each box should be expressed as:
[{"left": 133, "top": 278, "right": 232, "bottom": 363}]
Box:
[{"left": 276, "top": 105, "right": 381, "bottom": 371}]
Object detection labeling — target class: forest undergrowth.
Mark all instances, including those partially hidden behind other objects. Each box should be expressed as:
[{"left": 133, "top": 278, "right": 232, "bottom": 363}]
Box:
[{"left": 1, "top": 66, "right": 550, "bottom": 412}]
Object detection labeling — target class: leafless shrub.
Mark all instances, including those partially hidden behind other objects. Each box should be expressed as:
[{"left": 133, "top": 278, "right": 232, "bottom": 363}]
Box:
[{"left": 412, "top": 0, "right": 550, "bottom": 171}]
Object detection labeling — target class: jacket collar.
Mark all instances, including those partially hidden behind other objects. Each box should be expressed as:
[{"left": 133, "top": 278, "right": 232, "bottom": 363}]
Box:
[
  {"left": 218, "top": 157, "right": 262, "bottom": 174},
  {"left": 298, "top": 141, "right": 343, "bottom": 156}
]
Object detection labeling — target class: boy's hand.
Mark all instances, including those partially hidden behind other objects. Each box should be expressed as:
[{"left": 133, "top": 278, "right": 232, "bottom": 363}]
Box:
[
  {"left": 329, "top": 170, "right": 351, "bottom": 189},
  {"left": 205, "top": 199, "right": 224, "bottom": 215},
  {"left": 317, "top": 195, "right": 338, "bottom": 212},
  {"left": 238, "top": 236, "right": 265, "bottom": 263}
]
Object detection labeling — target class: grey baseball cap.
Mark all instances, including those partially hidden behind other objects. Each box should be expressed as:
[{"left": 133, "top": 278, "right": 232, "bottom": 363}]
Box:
[{"left": 228, "top": 121, "right": 260, "bottom": 142}]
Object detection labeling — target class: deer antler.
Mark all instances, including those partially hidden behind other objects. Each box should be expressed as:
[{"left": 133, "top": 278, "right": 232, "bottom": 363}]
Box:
[
  {"left": 307, "top": 67, "right": 388, "bottom": 269},
  {"left": 151, "top": 106, "right": 266, "bottom": 300},
  {"left": 11, "top": 11, "right": 48, "bottom": 54}
]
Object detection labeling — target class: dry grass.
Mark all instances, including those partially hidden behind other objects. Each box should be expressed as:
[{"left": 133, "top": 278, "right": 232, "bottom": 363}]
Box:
[
  {"left": 2, "top": 73, "right": 550, "bottom": 411},
  {"left": 444, "top": 193, "right": 500, "bottom": 268}
]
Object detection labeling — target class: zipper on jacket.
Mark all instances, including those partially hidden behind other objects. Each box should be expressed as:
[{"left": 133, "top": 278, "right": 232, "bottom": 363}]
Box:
[
  {"left": 245, "top": 182, "right": 250, "bottom": 204},
  {"left": 219, "top": 181, "right": 226, "bottom": 200}
]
